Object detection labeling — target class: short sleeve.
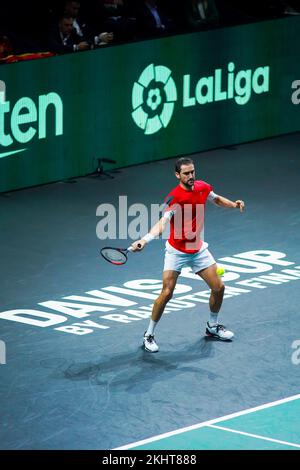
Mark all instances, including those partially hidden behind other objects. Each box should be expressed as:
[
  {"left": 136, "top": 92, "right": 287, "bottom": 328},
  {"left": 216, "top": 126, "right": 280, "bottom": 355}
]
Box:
[
  {"left": 162, "top": 193, "right": 177, "bottom": 219},
  {"left": 207, "top": 190, "right": 218, "bottom": 202}
]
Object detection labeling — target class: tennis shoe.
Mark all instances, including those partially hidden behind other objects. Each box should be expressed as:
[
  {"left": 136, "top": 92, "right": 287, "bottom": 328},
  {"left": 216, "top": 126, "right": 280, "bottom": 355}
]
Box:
[
  {"left": 206, "top": 322, "right": 234, "bottom": 341},
  {"left": 143, "top": 332, "right": 159, "bottom": 352}
]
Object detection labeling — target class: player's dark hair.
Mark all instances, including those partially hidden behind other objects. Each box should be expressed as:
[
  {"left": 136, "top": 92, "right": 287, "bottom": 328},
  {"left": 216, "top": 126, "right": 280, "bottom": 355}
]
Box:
[{"left": 175, "top": 157, "right": 194, "bottom": 173}]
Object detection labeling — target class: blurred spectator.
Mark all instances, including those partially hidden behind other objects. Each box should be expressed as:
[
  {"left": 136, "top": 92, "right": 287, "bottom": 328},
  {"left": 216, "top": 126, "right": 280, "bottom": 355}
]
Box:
[
  {"left": 46, "top": 14, "right": 90, "bottom": 54},
  {"left": 182, "top": 0, "right": 219, "bottom": 30},
  {"left": 0, "top": 1, "right": 296, "bottom": 62},
  {"left": 0, "top": 35, "right": 13, "bottom": 59},
  {"left": 97, "top": 0, "right": 138, "bottom": 42},
  {"left": 271, "top": 0, "right": 300, "bottom": 15},
  {"left": 134, "top": 0, "right": 175, "bottom": 38},
  {"left": 63, "top": 0, "right": 114, "bottom": 46},
  {"left": 288, "top": 1, "right": 300, "bottom": 13}
]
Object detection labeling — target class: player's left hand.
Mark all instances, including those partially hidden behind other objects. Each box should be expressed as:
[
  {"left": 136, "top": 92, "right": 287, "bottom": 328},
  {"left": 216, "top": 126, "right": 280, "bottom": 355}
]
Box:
[{"left": 235, "top": 200, "right": 245, "bottom": 212}]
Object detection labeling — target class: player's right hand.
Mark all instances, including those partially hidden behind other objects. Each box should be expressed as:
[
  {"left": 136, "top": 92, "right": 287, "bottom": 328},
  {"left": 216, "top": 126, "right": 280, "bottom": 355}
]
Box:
[
  {"left": 131, "top": 240, "right": 146, "bottom": 251},
  {"left": 235, "top": 200, "right": 245, "bottom": 212}
]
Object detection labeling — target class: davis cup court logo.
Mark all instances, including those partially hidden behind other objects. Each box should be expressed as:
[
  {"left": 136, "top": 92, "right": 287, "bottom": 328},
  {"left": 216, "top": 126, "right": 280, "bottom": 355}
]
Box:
[{"left": 131, "top": 64, "right": 177, "bottom": 135}]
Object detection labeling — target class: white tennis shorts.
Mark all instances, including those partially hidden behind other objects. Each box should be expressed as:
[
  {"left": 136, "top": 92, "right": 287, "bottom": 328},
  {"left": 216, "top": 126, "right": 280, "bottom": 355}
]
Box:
[{"left": 163, "top": 241, "right": 216, "bottom": 273}]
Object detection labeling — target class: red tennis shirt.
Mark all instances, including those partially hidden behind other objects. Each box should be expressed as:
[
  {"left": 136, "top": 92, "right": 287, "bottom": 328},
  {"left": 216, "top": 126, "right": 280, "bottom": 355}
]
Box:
[{"left": 164, "top": 180, "right": 213, "bottom": 254}]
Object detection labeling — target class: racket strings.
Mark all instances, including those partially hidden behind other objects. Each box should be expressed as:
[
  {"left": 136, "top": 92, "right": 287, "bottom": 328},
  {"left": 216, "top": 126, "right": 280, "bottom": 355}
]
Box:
[{"left": 101, "top": 248, "right": 127, "bottom": 264}]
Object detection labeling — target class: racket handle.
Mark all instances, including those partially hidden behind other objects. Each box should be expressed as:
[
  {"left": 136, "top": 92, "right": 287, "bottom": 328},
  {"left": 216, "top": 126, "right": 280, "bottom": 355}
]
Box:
[{"left": 127, "top": 243, "right": 142, "bottom": 252}]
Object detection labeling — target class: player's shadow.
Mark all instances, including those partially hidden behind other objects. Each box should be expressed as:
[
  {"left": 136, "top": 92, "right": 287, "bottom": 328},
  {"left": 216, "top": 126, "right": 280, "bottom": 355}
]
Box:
[{"left": 53, "top": 336, "right": 228, "bottom": 391}]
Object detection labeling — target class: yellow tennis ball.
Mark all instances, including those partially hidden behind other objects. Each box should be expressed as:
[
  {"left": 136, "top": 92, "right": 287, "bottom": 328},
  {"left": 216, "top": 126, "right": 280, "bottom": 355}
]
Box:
[{"left": 216, "top": 267, "right": 225, "bottom": 276}]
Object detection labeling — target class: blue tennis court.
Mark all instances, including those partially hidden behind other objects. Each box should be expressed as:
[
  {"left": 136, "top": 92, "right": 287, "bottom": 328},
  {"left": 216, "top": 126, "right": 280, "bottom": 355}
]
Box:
[{"left": 1, "top": 133, "right": 300, "bottom": 450}]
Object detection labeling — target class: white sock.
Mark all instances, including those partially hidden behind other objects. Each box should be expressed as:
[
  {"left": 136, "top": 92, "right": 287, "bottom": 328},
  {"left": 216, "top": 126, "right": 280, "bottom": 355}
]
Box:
[
  {"left": 145, "top": 319, "right": 157, "bottom": 336},
  {"left": 209, "top": 313, "right": 218, "bottom": 326}
]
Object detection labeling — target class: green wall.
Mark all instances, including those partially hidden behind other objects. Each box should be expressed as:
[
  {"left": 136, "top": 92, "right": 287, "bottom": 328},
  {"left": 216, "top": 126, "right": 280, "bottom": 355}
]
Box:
[{"left": 0, "top": 17, "right": 300, "bottom": 192}]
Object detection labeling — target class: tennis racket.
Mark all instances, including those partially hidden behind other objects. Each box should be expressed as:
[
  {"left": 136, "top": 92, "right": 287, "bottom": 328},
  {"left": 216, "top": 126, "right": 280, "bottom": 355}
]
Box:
[{"left": 100, "top": 244, "right": 141, "bottom": 265}]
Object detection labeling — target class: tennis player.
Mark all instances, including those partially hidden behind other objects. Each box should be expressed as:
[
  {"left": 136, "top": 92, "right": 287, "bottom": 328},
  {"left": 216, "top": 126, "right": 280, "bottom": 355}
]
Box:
[{"left": 131, "top": 157, "right": 245, "bottom": 352}]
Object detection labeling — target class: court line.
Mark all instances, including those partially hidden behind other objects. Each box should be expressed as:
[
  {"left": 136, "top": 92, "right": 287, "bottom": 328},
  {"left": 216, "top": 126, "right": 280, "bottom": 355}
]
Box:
[
  {"left": 114, "top": 393, "right": 300, "bottom": 449},
  {"left": 208, "top": 424, "right": 300, "bottom": 449}
]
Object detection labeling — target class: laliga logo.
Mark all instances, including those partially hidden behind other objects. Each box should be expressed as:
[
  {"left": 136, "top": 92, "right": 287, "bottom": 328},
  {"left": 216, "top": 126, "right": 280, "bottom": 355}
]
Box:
[
  {"left": 132, "top": 62, "right": 270, "bottom": 135},
  {"left": 131, "top": 64, "right": 177, "bottom": 135}
]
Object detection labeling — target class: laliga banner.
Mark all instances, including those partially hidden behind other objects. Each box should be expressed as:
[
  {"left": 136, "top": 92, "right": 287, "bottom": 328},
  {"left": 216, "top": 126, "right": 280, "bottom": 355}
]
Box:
[{"left": 0, "top": 16, "right": 300, "bottom": 192}]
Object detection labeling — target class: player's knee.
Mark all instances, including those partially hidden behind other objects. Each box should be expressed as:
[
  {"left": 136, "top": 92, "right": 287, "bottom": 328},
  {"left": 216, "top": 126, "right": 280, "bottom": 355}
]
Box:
[
  {"left": 162, "top": 287, "right": 174, "bottom": 302},
  {"left": 212, "top": 283, "right": 225, "bottom": 295}
]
